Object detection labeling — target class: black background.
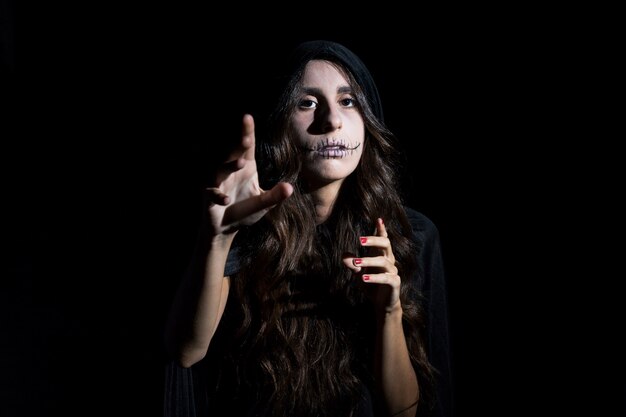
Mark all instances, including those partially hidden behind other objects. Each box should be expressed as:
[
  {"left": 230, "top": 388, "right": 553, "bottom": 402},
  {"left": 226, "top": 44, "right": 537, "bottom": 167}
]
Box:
[{"left": 2, "top": 2, "right": 623, "bottom": 416}]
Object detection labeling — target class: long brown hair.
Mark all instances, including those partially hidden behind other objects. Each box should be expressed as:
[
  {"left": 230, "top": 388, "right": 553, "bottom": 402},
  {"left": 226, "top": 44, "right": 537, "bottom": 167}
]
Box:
[{"left": 228, "top": 59, "right": 435, "bottom": 416}]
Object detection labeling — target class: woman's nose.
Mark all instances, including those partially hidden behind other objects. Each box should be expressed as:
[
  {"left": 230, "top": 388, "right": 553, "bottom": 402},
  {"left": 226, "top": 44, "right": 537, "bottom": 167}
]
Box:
[{"left": 320, "top": 105, "right": 342, "bottom": 132}]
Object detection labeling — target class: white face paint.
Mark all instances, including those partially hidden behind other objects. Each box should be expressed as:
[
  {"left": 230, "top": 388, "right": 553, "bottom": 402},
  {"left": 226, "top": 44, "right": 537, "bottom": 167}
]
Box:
[{"left": 291, "top": 60, "right": 365, "bottom": 188}]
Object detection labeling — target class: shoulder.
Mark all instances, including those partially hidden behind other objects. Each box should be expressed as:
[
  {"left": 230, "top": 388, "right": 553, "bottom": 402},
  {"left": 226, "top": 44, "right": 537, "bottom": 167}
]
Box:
[{"left": 403, "top": 206, "right": 440, "bottom": 243}]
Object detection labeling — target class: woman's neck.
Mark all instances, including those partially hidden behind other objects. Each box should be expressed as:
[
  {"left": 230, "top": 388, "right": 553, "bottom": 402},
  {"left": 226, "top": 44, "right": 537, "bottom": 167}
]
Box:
[{"left": 308, "top": 180, "right": 344, "bottom": 224}]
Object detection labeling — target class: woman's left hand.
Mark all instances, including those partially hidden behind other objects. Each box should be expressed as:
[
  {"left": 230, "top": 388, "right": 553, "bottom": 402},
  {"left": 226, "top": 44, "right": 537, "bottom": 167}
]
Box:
[{"left": 343, "top": 218, "right": 401, "bottom": 314}]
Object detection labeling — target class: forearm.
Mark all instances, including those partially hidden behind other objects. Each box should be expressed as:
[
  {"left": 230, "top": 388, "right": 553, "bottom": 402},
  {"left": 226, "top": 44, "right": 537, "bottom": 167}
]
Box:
[
  {"left": 376, "top": 303, "right": 419, "bottom": 417},
  {"left": 165, "top": 234, "right": 234, "bottom": 367}
]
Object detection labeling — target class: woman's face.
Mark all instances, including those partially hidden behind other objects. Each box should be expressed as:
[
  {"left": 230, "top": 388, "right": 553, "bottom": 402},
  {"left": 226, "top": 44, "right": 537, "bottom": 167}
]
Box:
[{"left": 291, "top": 60, "right": 365, "bottom": 188}]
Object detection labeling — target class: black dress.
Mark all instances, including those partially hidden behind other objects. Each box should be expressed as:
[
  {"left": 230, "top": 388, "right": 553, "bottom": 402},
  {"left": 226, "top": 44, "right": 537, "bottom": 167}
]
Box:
[{"left": 164, "top": 207, "right": 453, "bottom": 417}]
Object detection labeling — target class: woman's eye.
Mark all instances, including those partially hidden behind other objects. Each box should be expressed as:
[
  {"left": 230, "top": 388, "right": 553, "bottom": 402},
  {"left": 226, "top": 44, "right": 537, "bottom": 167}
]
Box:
[
  {"left": 340, "top": 98, "right": 356, "bottom": 107},
  {"left": 299, "top": 99, "right": 317, "bottom": 109}
]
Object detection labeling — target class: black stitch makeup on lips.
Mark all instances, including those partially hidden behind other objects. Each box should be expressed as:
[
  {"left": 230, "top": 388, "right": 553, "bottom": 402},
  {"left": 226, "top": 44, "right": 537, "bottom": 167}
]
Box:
[{"left": 305, "top": 138, "right": 362, "bottom": 159}]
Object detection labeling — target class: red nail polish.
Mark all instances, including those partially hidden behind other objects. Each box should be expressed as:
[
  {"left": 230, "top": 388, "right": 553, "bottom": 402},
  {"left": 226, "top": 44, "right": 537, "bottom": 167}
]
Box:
[
  {"left": 363, "top": 275, "right": 370, "bottom": 281},
  {"left": 354, "top": 258, "right": 362, "bottom": 265},
  {"left": 360, "top": 237, "right": 367, "bottom": 244}
]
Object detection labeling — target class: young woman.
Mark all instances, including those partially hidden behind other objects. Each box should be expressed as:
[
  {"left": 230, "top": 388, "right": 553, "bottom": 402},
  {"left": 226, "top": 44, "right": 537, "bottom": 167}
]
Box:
[{"left": 164, "top": 40, "right": 452, "bottom": 417}]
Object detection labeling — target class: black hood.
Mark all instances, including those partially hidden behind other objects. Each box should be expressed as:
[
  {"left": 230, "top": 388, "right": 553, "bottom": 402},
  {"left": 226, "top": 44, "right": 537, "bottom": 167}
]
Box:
[{"left": 277, "top": 40, "right": 384, "bottom": 122}]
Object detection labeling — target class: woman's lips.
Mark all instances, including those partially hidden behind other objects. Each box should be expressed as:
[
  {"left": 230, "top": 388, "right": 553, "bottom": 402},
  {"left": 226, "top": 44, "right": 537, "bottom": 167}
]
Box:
[
  {"left": 314, "top": 146, "right": 349, "bottom": 158},
  {"left": 306, "top": 140, "right": 361, "bottom": 158}
]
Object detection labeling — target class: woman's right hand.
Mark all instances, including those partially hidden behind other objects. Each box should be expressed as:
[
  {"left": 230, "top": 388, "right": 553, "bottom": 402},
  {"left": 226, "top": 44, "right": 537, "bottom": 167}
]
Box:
[{"left": 205, "top": 114, "right": 293, "bottom": 238}]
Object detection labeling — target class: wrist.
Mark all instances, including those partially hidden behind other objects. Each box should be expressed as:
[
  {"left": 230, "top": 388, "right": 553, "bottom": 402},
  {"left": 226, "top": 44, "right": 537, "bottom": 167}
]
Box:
[
  {"left": 210, "top": 232, "right": 237, "bottom": 250},
  {"left": 378, "top": 301, "right": 403, "bottom": 324}
]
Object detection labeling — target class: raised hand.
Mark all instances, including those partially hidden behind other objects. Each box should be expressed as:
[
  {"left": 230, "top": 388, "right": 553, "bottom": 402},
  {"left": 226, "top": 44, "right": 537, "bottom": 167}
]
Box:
[{"left": 205, "top": 114, "right": 293, "bottom": 237}]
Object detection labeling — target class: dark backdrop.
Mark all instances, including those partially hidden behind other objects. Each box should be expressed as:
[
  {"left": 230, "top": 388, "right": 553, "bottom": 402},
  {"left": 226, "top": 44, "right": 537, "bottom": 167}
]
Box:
[{"left": 3, "top": 2, "right": 623, "bottom": 416}]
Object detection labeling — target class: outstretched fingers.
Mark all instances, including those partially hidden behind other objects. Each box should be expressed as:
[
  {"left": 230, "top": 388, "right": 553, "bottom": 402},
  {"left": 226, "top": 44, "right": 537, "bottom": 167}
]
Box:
[
  {"left": 241, "top": 114, "right": 256, "bottom": 162},
  {"left": 213, "top": 114, "right": 256, "bottom": 186},
  {"left": 214, "top": 158, "right": 246, "bottom": 186},
  {"left": 222, "top": 182, "right": 293, "bottom": 225},
  {"left": 205, "top": 187, "right": 231, "bottom": 206}
]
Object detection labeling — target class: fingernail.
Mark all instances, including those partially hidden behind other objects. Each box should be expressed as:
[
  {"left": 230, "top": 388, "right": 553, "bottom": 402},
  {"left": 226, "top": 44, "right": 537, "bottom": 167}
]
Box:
[
  {"left": 363, "top": 275, "right": 370, "bottom": 281},
  {"left": 380, "top": 218, "right": 384, "bottom": 225},
  {"left": 360, "top": 237, "right": 367, "bottom": 244},
  {"left": 354, "top": 258, "right": 362, "bottom": 265}
]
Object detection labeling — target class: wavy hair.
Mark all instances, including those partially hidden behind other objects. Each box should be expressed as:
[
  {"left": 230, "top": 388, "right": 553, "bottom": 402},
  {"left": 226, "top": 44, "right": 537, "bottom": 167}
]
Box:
[{"left": 228, "top": 59, "right": 435, "bottom": 417}]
